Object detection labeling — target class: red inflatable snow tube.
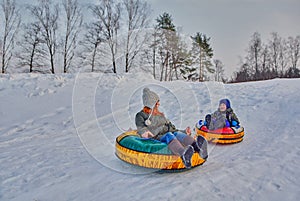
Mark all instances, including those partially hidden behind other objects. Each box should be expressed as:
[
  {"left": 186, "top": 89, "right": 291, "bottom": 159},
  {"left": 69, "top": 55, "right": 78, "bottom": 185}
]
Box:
[
  {"left": 199, "top": 126, "right": 236, "bottom": 134},
  {"left": 195, "top": 126, "right": 245, "bottom": 144}
]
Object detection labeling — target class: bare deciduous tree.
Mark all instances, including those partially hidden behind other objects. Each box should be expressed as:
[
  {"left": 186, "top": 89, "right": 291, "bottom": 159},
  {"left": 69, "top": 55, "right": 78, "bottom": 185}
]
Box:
[
  {"left": 62, "top": 0, "right": 82, "bottom": 73},
  {"left": 0, "top": 0, "right": 20, "bottom": 73},
  {"left": 29, "top": 0, "right": 59, "bottom": 74},
  {"left": 80, "top": 22, "right": 105, "bottom": 72},
  {"left": 287, "top": 35, "right": 300, "bottom": 70},
  {"left": 261, "top": 45, "right": 271, "bottom": 79},
  {"left": 278, "top": 38, "right": 288, "bottom": 77},
  {"left": 90, "top": 0, "right": 121, "bottom": 73},
  {"left": 17, "top": 22, "right": 47, "bottom": 73},
  {"left": 123, "top": 0, "right": 151, "bottom": 72},
  {"left": 232, "top": 32, "right": 300, "bottom": 82},
  {"left": 268, "top": 32, "right": 282, "bottom": 76},
  {"left": 246, "top": 32, "right": 262, "bottom": 79},
  {"left": 214, "top": 59, "right": 225, "bottom": 82}
]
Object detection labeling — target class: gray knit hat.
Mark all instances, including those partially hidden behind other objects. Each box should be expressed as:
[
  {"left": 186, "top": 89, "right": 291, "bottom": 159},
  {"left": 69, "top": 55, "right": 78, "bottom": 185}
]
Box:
[{"left": 142, "top": 88, "right": 159, "bottom": 108}]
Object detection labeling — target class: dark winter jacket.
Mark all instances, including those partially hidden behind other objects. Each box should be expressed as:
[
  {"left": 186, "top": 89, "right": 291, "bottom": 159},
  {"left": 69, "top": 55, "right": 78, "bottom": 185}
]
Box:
[
  {"left": 208, "top": 108, "right": 239, "bottom": 130},
  {"left": 135, "top": 110, "right": 178, "bottom": 140}
]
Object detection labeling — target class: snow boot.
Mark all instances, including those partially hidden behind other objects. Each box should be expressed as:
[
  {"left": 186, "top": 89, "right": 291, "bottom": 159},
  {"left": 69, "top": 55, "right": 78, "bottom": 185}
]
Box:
[
  {"left": 191, "top": 141, "right": 201, "bottom": 153},
  {"left": 196, "top": 135, "right": 208, "bottom": 160},
  {"left": 183, "top": 135, "right": 201, "bottom": 153},
  {"left": 181, "top": 145, "right": 194, "bottom": 169}
]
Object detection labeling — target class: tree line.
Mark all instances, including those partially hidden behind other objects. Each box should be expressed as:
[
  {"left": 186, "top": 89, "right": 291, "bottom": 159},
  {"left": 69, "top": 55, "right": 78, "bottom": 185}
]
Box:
[
  {"left": 231, "top": 32, "right": 300, "bottom": 83},
  {"left": 143, "top": 12, "right": 220, "bottom": 82},
  {"left": 0, "top": 0, "right": 225, "bottom": 82}
]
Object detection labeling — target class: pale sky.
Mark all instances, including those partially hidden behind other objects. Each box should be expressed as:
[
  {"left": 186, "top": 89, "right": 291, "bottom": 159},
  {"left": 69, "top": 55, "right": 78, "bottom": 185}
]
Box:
[{"left": 13, "top": 0, "right": 300, "bottom": 77}]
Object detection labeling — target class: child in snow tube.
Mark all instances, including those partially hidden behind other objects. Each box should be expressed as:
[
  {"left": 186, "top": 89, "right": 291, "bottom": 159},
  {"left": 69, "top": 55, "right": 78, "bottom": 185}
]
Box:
[
  {"left": 135, "top": 88, "right": 208, "bottom": 169},
  {"left": 196, "top": 99, "right": 240, "bottom": 132}
]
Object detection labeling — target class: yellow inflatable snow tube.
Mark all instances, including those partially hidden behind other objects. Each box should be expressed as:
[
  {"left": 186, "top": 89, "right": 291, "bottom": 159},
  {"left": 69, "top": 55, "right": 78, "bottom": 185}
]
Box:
[
  {"left": 115, "top": 130, "right": 206, "bottom": 170},
  {"left": 195, "top": 126, "right": 245, "bottom": 144}
]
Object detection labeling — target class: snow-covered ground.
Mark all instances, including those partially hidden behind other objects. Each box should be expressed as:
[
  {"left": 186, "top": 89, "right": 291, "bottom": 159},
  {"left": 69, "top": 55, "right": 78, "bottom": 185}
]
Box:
[{"left": 0, "top": 73, "right": 299, "bottom": 201}]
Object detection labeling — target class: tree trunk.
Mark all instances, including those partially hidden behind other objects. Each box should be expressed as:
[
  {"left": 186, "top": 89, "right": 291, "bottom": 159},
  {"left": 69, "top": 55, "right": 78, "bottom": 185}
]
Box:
[
  {"left": 125, "top": 52, "right": 129, "bottom": 73},
  {"left": 1, "top": 51, "right": 5, "bottom": 73},
  {"left": 110, "top": 40, "right": 117, "bottom": 73},
  {"left": 165, "top": 51, "right": 169, "bottom": 81},
  {"left": 50, "top": 46, "right": 55, "bottom": 74},
  {"left": 125, "top": 30, "right": 130, "bottom": 73},
  {"left": 63, "top": 34, "right": 68, "bottom": 73},
  {"left": 91, "top": 45, "right": 97, "bottom": 72},
  {"left": 30, "top": 46, "right": 35, "bottom": 73},
  {"left": 199, "top": 51, "right": 202, "bottom": 82},
  {"left": 168, "top": 54, "right": 173, "bottom": 81},
  {"left": 112, "top": 55, "right": 117, "bottom": 73},
  {"left": 160, "top": 63, "right": 164, "bottom": 82},
  {"left": 152, "top": 47, "right": 156, "bottom": 79},
  {"left": 50, "top": 55, "right": 55, "bottom": 74},
  {"left": 2, "top": 36, "right": 7, "bottom": 73}
]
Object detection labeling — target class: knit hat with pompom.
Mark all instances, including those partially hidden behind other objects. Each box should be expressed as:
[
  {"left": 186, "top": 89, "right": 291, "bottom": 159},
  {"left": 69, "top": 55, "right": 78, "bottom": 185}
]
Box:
[{"left": 142, "top": 88, "right": 159, "bottom": 108}]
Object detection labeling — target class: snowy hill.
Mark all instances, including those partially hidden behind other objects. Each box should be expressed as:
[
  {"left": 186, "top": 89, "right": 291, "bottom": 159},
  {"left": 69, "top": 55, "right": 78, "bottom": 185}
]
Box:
[{"left": 0, "top": 73, "right": 300, "bottom": 201}]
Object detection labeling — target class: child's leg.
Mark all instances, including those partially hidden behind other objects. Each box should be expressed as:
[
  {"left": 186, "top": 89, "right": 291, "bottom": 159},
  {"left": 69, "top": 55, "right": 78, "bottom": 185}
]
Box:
[
  {"left": 196, "top": 135, "right": 208, "bottom": 159},
  {"left": 173, "top": 131, "right": 208, "bottom": 159},
  {"left": 173, "top": 131, "right": 195, "bottom": 146},
  {"left": 160, "top": 132, "right": 176, "bottom": 144},
  {"left": 205, "top": 114, "right": 212, "bottom": 129},
  {"left": 172, "top": 131, "right": 188, "bottom": 142},
  {"left": 161, "top": 132, "right": 194, "bottom": 168},
  {"left": 160, "top": 132, "right": 185, "bottom": 155}
]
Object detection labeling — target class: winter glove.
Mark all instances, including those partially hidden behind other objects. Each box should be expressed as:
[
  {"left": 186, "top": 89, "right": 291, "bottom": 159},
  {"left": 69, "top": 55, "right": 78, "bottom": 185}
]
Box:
[
  {"left": 196, "top": 120, "right": 203, "bottom": 129},
  {"left": 225, "top": 120, "right": 230, "bottom": 127},
  {"left": 231, "top": 120, "right": 237, "bottom": 126},
  {"left": 165, "top": 121, "right": 177, "bottom": 132},
  {"left": 231, "top": 120, "right": 240, "bottom": 128}
]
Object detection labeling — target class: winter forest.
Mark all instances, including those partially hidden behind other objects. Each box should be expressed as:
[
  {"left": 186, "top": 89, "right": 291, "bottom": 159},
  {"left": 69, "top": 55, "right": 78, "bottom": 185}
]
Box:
[{"left": 1, "top": 0, "right": 300, "bottom": 83}]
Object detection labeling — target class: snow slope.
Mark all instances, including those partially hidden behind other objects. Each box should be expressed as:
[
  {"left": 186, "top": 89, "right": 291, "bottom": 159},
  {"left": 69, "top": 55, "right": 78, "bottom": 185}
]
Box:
[{"left": 0, "top": 73, "right": 299, "bottom": 201}]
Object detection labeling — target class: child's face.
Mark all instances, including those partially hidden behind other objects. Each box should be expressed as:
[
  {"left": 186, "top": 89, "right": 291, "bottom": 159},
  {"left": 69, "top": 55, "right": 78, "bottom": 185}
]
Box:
[{"left": 219, "top": 103, "right": 227, "bottom": 112}]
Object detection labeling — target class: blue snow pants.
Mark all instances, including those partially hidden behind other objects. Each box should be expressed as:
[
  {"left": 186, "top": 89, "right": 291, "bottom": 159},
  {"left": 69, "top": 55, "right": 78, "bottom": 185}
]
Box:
[{"left": 159, "top": 131, "right": 187, "bottom": 144}]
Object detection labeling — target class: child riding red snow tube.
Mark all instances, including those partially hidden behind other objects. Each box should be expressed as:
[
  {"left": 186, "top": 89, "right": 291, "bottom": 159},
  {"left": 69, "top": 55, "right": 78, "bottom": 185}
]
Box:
[{"left": 196, "top": 99, "right": 245, "bottom": 144}]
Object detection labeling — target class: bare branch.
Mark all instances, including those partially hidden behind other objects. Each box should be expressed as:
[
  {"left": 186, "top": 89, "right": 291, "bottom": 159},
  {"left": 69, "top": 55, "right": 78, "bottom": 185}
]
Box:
[
  {"left": 90, "top": 0, "right": 121, "bottom": 73},
  {"left": 1, "top": 0, "right": 21, "bottom": 73},
  {"left": 29, "top": 0, "right": 59, "bottom": 74},
  {"left": 62, "top": 0, "right": 83, "bottom": 73},
  {"left": 123, "top": 0, "right": 151, "bottom": 72},
  {"left": 17, "top": 22, "right": 48, "bottom": 73}
]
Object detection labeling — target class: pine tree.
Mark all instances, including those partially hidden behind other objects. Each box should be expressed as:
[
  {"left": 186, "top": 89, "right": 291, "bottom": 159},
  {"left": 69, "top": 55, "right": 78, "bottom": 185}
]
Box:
[
  {"left": 156, "top": 12, "right": 175, "bottom": 31},
  {"left": 191, "top": 33, "right": 214, "bottom": 82},
  {"left": 155, "top": 12, "right": 176, "bottom": 81}
]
